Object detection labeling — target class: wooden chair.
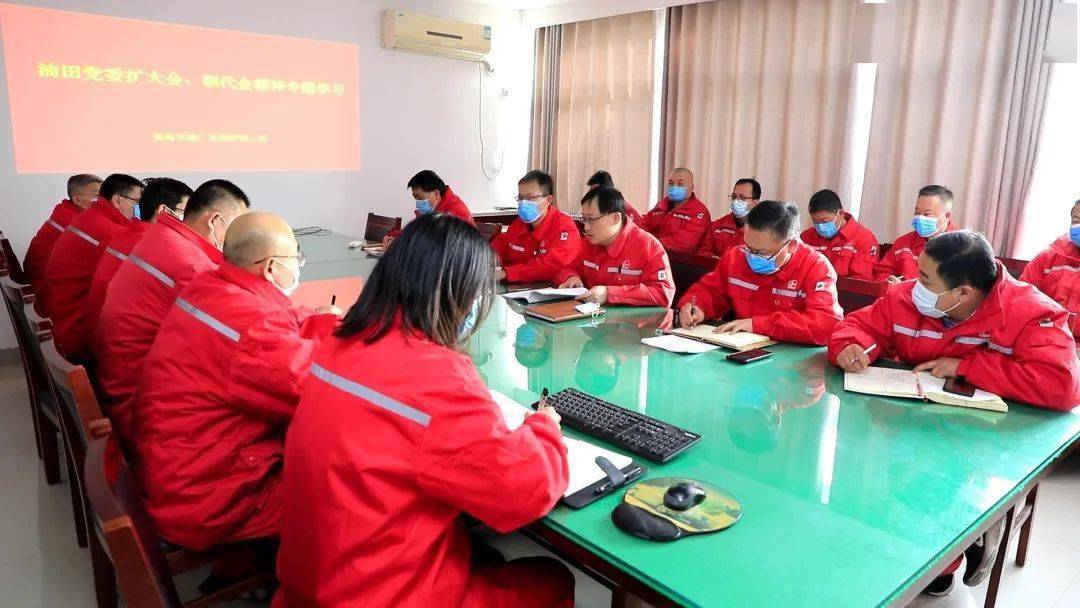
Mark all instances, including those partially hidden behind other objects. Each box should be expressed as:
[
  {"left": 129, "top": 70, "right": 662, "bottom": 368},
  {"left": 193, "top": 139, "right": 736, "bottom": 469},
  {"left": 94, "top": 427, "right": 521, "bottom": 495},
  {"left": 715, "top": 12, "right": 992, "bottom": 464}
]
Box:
[
  {"left": 836, "top": 277, "right": 889, "bottom": 315},
  {"left": 364, "top": 213, "right": 402, "bottom": 243},
  {"left": 0, "top": 230, "right": 26, "bottom": 283},
  {"left": 0, "top": 275, "right": 48, "bottom": 461},
  {"left": 667, "top": 250, "right": 716, "bottom": 308},
  {"left": 878, "top": 242, "right": 892, "bottom": 258},
  {"left": 997, "top": 256, "right": 1029, "bottom": 279},
  {"left": 476, "top": 222, "right": 502, "bottom": 243},
  {"left": 84, "top": 436, "right": 275, "bottom": 607}
]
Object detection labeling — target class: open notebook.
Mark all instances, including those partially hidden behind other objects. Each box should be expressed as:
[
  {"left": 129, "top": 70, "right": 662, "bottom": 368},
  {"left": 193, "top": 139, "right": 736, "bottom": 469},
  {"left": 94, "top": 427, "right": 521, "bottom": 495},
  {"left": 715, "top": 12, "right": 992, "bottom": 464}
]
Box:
[
  {"left": 844, "top": 366, "right": 1008, "bottom": 413},
  {"left": 490, "top": 390, "right": 635, "bottom": 500},
  {"left": 503, "top": 287, "right": 587, "bottom": 304},
  {"left": 669, "top": 324, "right": 775, "bottom": 351}
]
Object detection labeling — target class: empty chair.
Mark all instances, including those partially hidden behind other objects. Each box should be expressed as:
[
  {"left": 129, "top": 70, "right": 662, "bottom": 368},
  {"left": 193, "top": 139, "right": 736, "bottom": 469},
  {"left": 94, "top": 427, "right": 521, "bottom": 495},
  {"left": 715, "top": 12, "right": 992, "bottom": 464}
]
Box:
[
  {"left": 0, "top": 230, "right": 26, "bottom": 283},
  {"left": 476, "top": 221, "right": 502, "bottom": 243},
  {"left": 364, "top": 212, "right": 402, "bottom": 243}
]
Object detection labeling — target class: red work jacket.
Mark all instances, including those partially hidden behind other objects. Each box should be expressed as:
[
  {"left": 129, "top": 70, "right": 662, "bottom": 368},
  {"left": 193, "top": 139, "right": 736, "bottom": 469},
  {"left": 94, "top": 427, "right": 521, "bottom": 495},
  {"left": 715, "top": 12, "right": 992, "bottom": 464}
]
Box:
[
  {"left": 133, "top": 262, "right": 338, "bottom": 549},
  {"left": 638, "top": 194, "right": 711, "bottom": 253},
  {"left": 828, "top": 264, "right": 1080, "bottom": 411},
  {"left": 624, "top": 201, "right": 643, "bottom": 224},
  {"left": 556, "top": 222, "right": 675, "bottom": 307},
  {"left": 40, "top": 198, "right": 130, "bottom": 357},
  {"left": 273, "top": 326, "right": 568, "bottom": 607},
  {"left": 491, "top": 207, "right": 582, "bottom": 283},
  {"left": 679, "top": 240, "right": 843, "bottom": 345},
  {"left": 873, "top": 221, "right": 958, "bottom": 280},
  {"left": 94, "top": 214, "right": 222, "bottom": 443},
  {"left": 85, "top": 221, "right": 149, "bottom": 339},
  {"left": 420, "top": 186, "right": 475, "bottom": 225},
  {"left": 1021, "top": 235, "right": 1080, "bottom": 340},
  {"left": 800, "top": 212, "right": 880, "bottom": 280},
  {"left": 697, "top": 212, "right": 744, "bottom": 259},
  {"left": 23, "top": 199, "right": 82, "bottom": 293}
]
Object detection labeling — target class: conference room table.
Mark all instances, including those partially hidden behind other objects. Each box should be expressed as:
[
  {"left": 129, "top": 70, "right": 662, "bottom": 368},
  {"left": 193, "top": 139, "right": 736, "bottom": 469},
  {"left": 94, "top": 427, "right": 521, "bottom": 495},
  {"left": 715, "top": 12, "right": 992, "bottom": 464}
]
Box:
[{"left": 297, "top": 230, "right": 1080, "bottom": 608}]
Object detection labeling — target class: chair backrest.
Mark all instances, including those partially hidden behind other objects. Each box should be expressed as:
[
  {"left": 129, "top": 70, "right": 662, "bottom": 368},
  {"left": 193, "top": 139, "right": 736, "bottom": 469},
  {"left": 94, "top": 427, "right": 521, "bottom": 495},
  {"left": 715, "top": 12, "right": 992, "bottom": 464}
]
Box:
[
  {"left": 19, "top": 302, "right": 61, "bottom": 421},
  {"left": 0, "top": 231, "right": 26, "bottom": 283},
  {"left": 364, "top": 213, "right": 402, "bottom": 242},
  {"left": 667, "top": 250, "right": 716, "bottom": 308},
  {"left": 836, "top": 277, "right": 889, "bottom": 315},
  {"left": 476, "top": 222, "right": 502, "bottom": 243},
  {"left": 84, "top": 436, "right": 182, "bottom": 608},
  {"left": 997, "top": 256, "right": 1029, "bottom": 279},
  {"left": 40, "top": 336, "right": 110, "bottom": 447},
  {"left": 878, "top": 242, "right": 892, "bottom": 259}
]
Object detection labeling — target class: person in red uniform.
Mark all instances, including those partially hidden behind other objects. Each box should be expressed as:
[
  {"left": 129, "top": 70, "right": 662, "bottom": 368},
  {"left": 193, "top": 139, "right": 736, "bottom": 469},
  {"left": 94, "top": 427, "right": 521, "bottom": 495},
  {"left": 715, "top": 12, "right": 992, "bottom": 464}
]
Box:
[
  {"left": 697, "top": 178, "right": 761, "bottom": 258},
  {"left": 639, "top": 167, "right": 711, "bottom": 253},
  {"left": 274, "top": 213, "right": 574, "bottom": 608},
  {"left": 408, "top": 169, "right": 475, "bottom": 225},
  {"left": 85, "top": 178, "right": 193, "bottom": 338},
  {"left": 557, "top": 187, "right": 675, "bottom": 308},
  {"left": 831, "top": 230, "right": 1080, "bottom": 596},
  {"left": 586, "top": 169, "right": 643, "bottom": 223},
  {"left": 799, "top": 188, "right": 880, "bottom": 280},
  {"left": 1021, "top": 199, "right": 1080, "bottom": 342},
  {"left": 132, "top": 212, "right": 341, "bottom": 551},
  {"left": 22, "top": 174, "right": 101, "bottom": 292},
  {"left": 874, "top": 184, "right": 959, "bottom": 283},
  {"left": 678, "top": 201, "right": 843, "bottom": 346},
  {"left": 492, "top": 170, "right": 582, "bottom": 283},
  {"left": 832, "top": 229, "right": 1080, "bottom": 410},
  {"left": 94, "top": 180, "right": 250, "bottom": 444},
  {"left": 40, "top": 173, "right": 143, "bottom": 359}
]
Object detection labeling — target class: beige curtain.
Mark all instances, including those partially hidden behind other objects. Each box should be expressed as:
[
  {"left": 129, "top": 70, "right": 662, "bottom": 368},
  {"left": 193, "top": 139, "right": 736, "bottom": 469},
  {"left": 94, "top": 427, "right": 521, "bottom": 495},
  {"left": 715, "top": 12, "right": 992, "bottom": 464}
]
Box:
[
  {"left": 529, "top": 11, "right": 661, "bottom": 213},
  {"left": 661, "top": 0, "right": 858, "bottom": 217},
  {"left": 858, "top": 0, "right": 1056, "bottom": 252}
]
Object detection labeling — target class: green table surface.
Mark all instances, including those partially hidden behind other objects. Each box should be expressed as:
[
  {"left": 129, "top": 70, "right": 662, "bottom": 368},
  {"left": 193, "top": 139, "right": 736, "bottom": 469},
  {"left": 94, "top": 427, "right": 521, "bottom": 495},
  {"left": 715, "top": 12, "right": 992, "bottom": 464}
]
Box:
[{"left": 300, "top": 233, "right": 1080, "bottom": 608}]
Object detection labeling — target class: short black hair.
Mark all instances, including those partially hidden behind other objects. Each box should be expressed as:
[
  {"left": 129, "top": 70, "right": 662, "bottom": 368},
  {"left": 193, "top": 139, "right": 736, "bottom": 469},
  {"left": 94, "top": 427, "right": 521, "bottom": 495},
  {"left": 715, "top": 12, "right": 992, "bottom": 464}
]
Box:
[
  {"left": 336, "top": 213, "right": 494, "bottom": 348},
  {"left": 184, "top": 179, "right": 250, "bottom": 218},
  {"left": 519, "top": 170, "right": 554, "bottom": 197},
  {"left": 580, "top": 187, "right": 627, "bottom": 219},
  {"left": 747, "top": 200, "right": 801, "bottom": 241},
  {"left": 918, "top": 184, "right": 954, "bottom": 207},
  {"left": 66, "top": 174, "right": 102, "bottom": 198},
  {"left": 586, "top": 170, "right": 614, "bottom": 189},
  {"left": 99, "top": 174, "right": 143, "bottom": 201},
  {"left": 734, "top": 178, "right": 762, "bottom": 200},
  {"left": 137, "top": 178, "right": 193, "bottom": 221},
  {"left": 923, "top": 230, "right": 998, "bottom": 293},
  {"left": 808, "top": 189, "right": 843, "bottom": 214},
  {"left": 407, "top": 170, "right": 447, "bottom": 195}
]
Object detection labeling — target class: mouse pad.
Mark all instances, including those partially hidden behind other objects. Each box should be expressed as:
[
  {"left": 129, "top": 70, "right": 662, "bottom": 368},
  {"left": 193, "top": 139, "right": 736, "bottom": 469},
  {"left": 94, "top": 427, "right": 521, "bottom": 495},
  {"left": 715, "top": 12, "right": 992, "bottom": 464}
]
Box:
[{"left": 624, "top": 477, "right": 741, "bottom": 534}]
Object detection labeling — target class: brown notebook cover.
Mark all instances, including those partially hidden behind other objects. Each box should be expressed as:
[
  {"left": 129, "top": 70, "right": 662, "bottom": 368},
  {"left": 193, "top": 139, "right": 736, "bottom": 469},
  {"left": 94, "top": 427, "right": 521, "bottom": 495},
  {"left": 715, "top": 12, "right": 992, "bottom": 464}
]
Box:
[{"left": 525, "top": 300, "right": 606, "bottom": 323}]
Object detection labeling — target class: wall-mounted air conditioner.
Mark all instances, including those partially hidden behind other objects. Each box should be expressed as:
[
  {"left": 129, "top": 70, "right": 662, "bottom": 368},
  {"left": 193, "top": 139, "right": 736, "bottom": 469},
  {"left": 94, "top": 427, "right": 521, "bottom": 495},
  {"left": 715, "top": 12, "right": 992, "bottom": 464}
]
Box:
[{"left": 381, "top": 10, "right": 491, "bottom": 62}]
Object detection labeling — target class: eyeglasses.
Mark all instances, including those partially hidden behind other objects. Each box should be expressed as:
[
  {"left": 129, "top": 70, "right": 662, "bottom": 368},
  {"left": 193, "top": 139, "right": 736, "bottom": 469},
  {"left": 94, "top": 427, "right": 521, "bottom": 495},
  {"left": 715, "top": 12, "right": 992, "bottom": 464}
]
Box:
[
  {"left": 740, "top": 241, "right": 789, "bottom": 259},
  {"left": 119, "top": 193, "right": 142, "bottom": 204},
  {"left": 257, "top": 250, "right": 307, "bottom": 268},
  {"left": 515, "top": 194, "right": 547, "bottom": 202},
  {"left": 581, "top": 212, "right": 615, "bottom": 226},
  {"left": 729, "top": 194, "right": 756, "bottom": 202}
]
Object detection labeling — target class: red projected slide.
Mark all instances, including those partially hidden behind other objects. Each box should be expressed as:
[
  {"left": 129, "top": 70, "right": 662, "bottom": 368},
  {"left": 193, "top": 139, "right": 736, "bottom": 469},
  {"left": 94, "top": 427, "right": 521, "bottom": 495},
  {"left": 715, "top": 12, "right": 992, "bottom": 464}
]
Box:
[{"left": 0, "top": 3, "right": 360, "bottom": 173}]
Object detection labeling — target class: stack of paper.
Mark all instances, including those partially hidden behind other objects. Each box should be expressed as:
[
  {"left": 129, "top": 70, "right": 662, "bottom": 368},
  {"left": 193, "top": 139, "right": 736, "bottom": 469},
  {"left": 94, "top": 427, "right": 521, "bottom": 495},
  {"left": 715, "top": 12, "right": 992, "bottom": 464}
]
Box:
[
  {"left": 490, "top": 390, "right": 633, "bottom": 498},
  {"left": 641, "top": 334, "right": 720, "bottom": 354},
  {"left": 503, "top": 287, "right": 588, "bottom": 304}
]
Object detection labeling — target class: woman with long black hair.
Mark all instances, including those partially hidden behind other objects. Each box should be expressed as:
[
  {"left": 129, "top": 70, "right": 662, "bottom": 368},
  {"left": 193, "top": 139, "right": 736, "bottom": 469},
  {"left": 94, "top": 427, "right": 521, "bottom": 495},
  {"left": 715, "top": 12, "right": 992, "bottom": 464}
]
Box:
[{"left": 274, "top": 213, "right": 574, "bottom": 607}]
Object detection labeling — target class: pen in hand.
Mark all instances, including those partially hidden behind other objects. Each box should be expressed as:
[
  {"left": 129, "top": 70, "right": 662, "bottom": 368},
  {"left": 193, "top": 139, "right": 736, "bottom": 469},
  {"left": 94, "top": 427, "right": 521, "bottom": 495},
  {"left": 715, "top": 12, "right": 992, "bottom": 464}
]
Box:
[
  {"left": 331, "top": 294, "right": 337, "bottom": 307},
  {"left": 850, "top": 343, "right": 877, "bottom": 365},
  {"left": 539, "top": 387, "right": 549, "bottom": 409}
]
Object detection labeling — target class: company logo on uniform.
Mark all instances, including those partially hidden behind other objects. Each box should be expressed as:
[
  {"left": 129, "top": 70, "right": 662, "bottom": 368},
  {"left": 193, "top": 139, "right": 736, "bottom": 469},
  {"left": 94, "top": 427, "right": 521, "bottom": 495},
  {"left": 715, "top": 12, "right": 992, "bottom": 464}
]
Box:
[
  {"left": 658, "top": 270, "right": 667, "bottom": 280},
  {"left": 697, "top": 213, "right": 704, "bottom": 219},
  {"left": 787, "top": 280, "right": 798, "bottom": 290},
  {"left": 814, "top": 281, "right": 828, "bottom": 292},
  {"left": 560, "top": 231, "right": 569, "bottom": 241},
  {"left": 870, "top": 245, "right": 879, "bottom": 256},
  {"left": 622, "top": 260, "right": 631, "bottom": 269}
]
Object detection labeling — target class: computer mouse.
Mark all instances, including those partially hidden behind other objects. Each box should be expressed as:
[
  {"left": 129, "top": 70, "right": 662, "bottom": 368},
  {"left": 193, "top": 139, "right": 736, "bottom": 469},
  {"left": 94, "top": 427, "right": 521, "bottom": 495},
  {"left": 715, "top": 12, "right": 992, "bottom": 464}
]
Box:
[{"left": 663, "top": 482, "right": 707, "bottom": 511}]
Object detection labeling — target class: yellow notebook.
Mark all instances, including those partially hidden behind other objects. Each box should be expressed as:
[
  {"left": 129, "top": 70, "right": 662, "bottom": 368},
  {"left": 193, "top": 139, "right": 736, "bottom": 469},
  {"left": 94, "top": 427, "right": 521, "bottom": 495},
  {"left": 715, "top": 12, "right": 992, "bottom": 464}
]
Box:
[
  {"left": 669, "top": 324, "right": 775, "bottom": 351},
  {"left": 844, "top": 367, "right": 1008, "bottom": 413}
]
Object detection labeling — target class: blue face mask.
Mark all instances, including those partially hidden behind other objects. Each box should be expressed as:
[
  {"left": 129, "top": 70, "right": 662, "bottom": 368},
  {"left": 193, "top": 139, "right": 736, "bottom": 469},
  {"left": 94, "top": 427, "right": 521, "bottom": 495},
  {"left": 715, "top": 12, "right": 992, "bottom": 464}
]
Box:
[
  {"left": 518, "top": 199, "right": 542, "bottom": 223},
  {"left": 458, "top": 297, "right": 482, "bottom": 339},
  {"left": 911, "top": 214, "right": 942, "bottom": 238},
  {"left": 814, "top": 218, "right": 839, "bottom": 239},
  {"left": 415, "top": 198, "right": 434, "bottom": 214},
  {"left": 132, "top": 203, "right": 142, "bottom": 220},
  {"left": 744, "top": 245, "right": 786, "bottom": 275},
  {"left": 1070, "top": 224, "right": 1080, "bottom": 248},
  {"left": 667, "top": 185, "right": 689, "bottom": 203},
  {"left": 731, "top": 199, "right": 750, "bottom": 218}
]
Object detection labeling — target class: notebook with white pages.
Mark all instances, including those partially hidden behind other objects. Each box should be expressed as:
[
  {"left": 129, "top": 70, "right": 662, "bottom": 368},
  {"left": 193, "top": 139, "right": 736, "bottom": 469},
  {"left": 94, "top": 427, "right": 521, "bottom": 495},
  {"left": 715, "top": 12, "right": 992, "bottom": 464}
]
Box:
[
  {"left": 668, "top": 324, "right": 776, "bottom": 351},
  {"left": 502, "top": 287, "right": 588, "bottom": 304},
  {"left": 641, "top": 334, "right": 721, "bottom": 355},
  {"left": 843, "top": 366, "right": 1008, "bottom": 413},
  {"left": 489, "top": 390, "right": 639, "bottom": 501}
]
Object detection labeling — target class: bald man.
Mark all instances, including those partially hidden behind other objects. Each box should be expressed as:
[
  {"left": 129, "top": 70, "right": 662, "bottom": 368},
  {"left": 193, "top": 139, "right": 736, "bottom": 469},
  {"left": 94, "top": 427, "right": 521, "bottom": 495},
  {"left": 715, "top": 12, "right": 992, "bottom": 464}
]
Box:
[
  {"left": 131, "top": 212, "right": 341, "bottom": 551},
  {"left": 639, "top": 167, "right": 711, "bottom": 253}
]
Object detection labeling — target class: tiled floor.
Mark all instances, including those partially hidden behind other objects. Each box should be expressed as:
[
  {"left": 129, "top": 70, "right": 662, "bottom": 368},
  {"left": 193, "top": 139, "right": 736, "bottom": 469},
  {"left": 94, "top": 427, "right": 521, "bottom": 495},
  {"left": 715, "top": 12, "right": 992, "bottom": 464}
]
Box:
[{"left": 1, "top": 358, "right": 1079, "bottom": 607}]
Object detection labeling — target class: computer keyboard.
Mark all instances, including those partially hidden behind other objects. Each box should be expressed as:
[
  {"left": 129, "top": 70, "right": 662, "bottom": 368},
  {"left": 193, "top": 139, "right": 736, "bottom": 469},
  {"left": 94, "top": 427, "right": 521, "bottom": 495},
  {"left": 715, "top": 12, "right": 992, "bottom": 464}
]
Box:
[{"left": 537, "top": 388, "right": 701, "bottom": 463}]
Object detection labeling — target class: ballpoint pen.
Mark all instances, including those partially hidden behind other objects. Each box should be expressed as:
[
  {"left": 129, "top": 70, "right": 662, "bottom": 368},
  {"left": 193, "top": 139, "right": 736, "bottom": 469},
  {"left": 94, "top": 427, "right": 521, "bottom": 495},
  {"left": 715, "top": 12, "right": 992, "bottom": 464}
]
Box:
[{"left": 851, "top": 343, "right": 877, "bottom": 365}]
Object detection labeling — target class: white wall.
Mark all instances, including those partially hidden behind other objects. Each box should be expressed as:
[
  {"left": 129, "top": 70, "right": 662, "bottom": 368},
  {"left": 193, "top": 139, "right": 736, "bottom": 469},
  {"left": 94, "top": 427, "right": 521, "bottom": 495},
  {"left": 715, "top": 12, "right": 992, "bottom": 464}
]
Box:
[{"left": 0, "top": 0, "right": 537, "bottom": 348}]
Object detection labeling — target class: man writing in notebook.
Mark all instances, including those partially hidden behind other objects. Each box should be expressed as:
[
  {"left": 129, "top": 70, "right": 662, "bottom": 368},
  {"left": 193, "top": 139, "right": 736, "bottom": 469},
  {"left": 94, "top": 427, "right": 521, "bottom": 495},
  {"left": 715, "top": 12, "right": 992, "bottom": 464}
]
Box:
[
  {"left": 874, "top": 184, "right": 958, "bottom": 283},
  {"left": 491, "top": 170, "right": 582, "bottom": 283},
  {"left": 638, "top": 167, "right": 711, "bottom": 253},
  {"left": 830, "top": 230, "right": 1080, "bottom": 411},
  {"left": 677, "top": 201, "right": 843, "bottom": 346}
]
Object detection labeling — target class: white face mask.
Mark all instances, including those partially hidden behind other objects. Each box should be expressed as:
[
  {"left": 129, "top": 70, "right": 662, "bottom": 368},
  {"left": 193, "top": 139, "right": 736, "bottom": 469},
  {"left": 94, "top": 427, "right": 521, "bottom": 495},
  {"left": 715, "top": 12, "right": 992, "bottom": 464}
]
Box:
[
  {"left": 266, "top": 258, "right": 300, "bottom": 297},
  {"left": 912, "top": 281, "right": 960, "bottom": 319},
  {"left": 209, "top": 214, "right": 230, "bottom": 251}
]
